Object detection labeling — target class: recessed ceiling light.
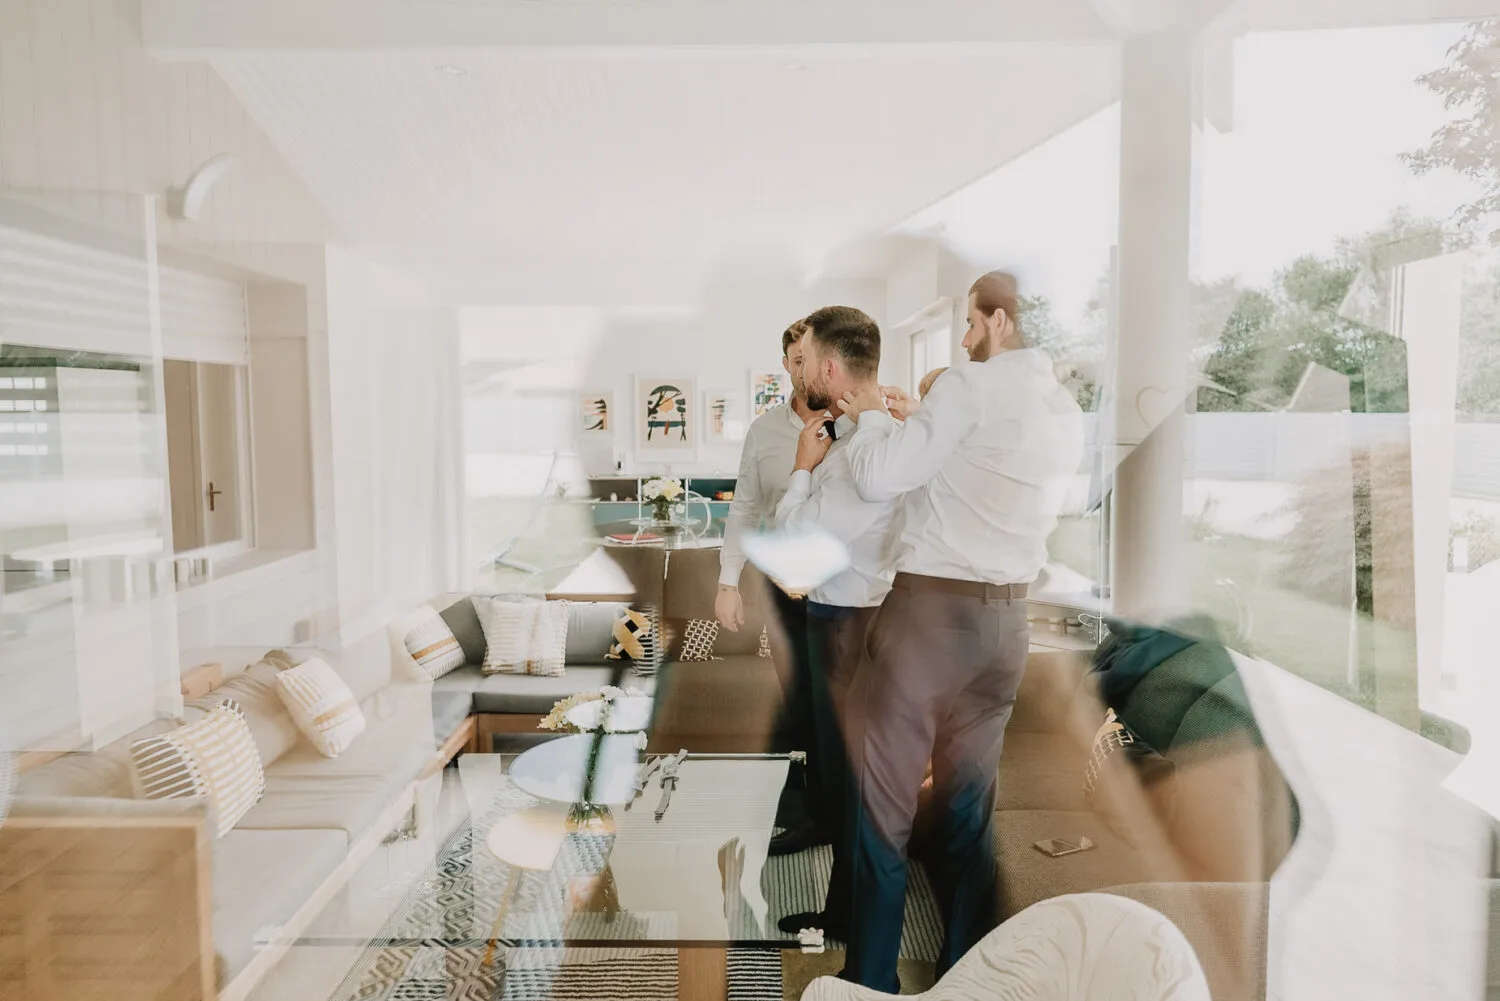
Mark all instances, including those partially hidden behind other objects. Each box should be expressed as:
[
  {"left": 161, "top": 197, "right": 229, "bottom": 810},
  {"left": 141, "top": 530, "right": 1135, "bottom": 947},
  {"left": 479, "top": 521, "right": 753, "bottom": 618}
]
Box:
[
  {"left": 436, "top": 63, "right": 468, "bottom": 77},
  {"left": 784, "top": 62, "right": 808, "bottom": 72}
]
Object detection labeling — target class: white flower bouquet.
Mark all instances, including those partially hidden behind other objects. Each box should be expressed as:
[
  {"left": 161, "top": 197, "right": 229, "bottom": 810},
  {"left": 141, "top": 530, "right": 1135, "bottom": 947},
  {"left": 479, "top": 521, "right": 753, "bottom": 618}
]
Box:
[
  {"left": 640, "top": 477, "right": 684, "bottom": 521},
  {"left": 540, "top": 685, "right": 653, "bottom": 749}
]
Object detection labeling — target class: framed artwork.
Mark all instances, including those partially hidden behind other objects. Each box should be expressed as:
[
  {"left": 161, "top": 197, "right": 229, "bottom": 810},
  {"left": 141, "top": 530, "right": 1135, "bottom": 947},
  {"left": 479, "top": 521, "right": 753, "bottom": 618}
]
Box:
[
  {"left": 751, "top": 369, "right": 791, "bottom": 418},
  {"left": 579, "top": 391, "right": 613, "bottom": 436},
  {"left": 635, "top": 376, "right": 697, "bottom": 451},
  {"left": 704, "top": 389, "right": 748, "bottom": 443}
]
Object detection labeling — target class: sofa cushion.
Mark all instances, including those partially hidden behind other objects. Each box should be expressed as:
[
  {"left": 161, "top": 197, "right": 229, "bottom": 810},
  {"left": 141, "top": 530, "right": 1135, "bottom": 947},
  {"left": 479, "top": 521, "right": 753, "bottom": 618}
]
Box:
[
  {"left": 605, "top": 607, "right": 654, "bottom": 662},
  {"left": 567, "top": 601, "right": 629, "bottom": 663},
  {"left": 261, "top": 684, "right": 433, "bottom": 784},
  {"left": 475, "top": 595, "right": 543, "bottom": 673},
  {"left": 235, "top": 771, "right": 401, "bottom": 844},
  {"left": 277, "top": 643, "right": 392, "bottom": 707},
  {"left": 402, "top": 605, "right": 467, "bottom": 680},
  {"left": 997, "top": 732, "right": 1090, "bottom": 813},
  {"left": 431, "top": 689, "right": 476, "bottom": 746},
  {"left": 16, "top": 718, "right": 178, "bottom": 799},
  {"left": 276, "top": 658, "right": 367, "bottom": 758},
  {"left": 645, "top": 654, "right": 782, "bottom": 753},
  {"left": 212, "top": 827, "right": 348, "bottom": 985},
  {"left": 237, "top": 685, "right": 432, "bottom": 842},
  {"left": 131, "top": 700, "right": 266, "bottom": 838},
  {"left": 439, "top": 596, "right": 487, "bottom": 664},
  {"left": 184, "top": 660, "right": 302, "bottom": 767},
  {"left": 469, "top": 666, "right": 624, "bottom": 715},
  {"left": 993, "top": 809, "right": 1185, "bottom": 920}
]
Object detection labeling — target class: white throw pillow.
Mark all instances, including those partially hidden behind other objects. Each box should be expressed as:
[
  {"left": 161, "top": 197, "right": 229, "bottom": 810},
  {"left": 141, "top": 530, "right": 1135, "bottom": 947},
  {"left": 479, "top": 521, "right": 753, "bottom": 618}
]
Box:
[
  {"left": 275, "top": 657, "right": 367, "bottom": 758},
  {"left": 475, "top": 596, "right": 541, "bottom": 674},
  {"left": 528, "top": 599, "right": 570, "bottom": 677},
  {"left": 130, "top": 699, "right": 265, "bottom": 838},
  {"left": 402, "top": 604, "right": 467, "bottom": 680}
]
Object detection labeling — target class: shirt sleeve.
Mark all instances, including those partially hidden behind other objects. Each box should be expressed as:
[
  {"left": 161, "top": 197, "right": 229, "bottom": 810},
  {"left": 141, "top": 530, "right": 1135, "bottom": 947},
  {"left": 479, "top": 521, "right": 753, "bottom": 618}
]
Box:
[
  {"left": 719, "top": 423, "right": 764, "bottom": 587},
  {"left": 844, "top": 371, "right": 980, "bottom": 502},
  {"left": 775, "top": 460, "right": 889, "bottom": 545}
]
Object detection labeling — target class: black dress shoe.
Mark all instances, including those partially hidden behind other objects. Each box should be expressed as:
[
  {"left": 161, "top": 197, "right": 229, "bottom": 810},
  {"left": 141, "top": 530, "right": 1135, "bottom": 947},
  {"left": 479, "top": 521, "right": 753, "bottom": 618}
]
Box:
[
  {"left": 767, "top": 824, "right": 831, "bottom": 857},
  {"left": 777, "top": 910, "right": 848, "bottom": 940}
]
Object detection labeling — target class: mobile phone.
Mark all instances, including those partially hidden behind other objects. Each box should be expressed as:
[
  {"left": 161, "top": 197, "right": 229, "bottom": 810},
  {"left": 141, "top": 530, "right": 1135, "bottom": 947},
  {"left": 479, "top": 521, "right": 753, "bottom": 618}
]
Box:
[{"left": 1033, "top": 837, "right": 1096, "bottom": 858}]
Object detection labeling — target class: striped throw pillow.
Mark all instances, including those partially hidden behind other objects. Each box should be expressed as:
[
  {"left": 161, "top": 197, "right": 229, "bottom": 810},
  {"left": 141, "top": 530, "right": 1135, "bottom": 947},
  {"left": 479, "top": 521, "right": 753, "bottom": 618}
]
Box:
[
  {"left": 403, "top": 605, "right": 467, "bottom": 679},
  {"left": 474, "top": 596, "right": 542, "bottom": 675},
  {"left": 131, "top": 699, "right": 265, "bottom": 838},
  {"left": 528, "top": 599, "right": 570, "bottom": 677},
  {"left": 275, "top": 657, "right": 367, "bottom": 758}
]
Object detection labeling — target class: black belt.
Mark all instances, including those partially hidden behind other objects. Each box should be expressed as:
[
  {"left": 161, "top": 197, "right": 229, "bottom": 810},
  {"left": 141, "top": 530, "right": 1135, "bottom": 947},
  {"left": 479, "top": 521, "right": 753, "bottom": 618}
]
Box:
[{"left": 893, "top": 572, "right": 1028, "bottom": 602}]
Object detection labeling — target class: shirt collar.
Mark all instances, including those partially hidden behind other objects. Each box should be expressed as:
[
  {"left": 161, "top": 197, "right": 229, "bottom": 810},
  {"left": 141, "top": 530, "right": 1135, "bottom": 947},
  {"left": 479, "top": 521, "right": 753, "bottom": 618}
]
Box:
[
  {"left": 786, "top": 402, "right": 807, "bottom": 430},
  {"left": 833, "top": 413, "right": 857, "bottom": 438}
]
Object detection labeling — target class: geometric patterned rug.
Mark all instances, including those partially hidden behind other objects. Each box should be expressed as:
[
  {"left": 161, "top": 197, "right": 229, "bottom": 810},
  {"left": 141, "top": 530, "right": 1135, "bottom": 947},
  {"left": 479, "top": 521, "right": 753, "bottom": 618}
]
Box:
[{"left": 326, "top": 783, "right": 941, "bottom": 1001}]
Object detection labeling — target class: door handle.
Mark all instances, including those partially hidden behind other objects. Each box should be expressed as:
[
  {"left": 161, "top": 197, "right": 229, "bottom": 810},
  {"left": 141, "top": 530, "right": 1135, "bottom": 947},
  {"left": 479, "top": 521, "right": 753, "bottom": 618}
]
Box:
[{"left": 206, "top": 481, "right": 222, "bottom": 513}]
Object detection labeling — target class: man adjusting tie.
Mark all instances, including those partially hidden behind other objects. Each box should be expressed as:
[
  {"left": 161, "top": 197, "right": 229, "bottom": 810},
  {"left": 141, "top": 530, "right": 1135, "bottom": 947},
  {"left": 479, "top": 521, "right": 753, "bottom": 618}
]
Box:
[
  {"left": 835, "top": 271, "right": 1085, "bottom": 992},
  {"left": 769, "top": 306, "right": 902, "bottom": 940}
]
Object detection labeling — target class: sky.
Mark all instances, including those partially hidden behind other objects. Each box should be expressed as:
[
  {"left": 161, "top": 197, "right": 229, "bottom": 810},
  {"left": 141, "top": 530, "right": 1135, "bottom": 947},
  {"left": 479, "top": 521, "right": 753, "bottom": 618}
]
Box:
[{"left": 905, "top": 22, "right": 1484, "bottom": 330}]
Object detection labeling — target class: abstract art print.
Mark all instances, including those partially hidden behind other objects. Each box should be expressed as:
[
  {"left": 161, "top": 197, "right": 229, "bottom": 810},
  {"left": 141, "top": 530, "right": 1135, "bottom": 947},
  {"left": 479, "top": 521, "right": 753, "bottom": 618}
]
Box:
[
  {"left": 704, "top": 389, "right": 747, "bottom": 443},
  {"left": 636, "top": 376, "right": 696, "bottom": 451},
  {"left": 579, "top": 392, "right": 612, "bottom": 436},
  {"left": 751, "top": 370, "right": 791, "bottom": 418}
]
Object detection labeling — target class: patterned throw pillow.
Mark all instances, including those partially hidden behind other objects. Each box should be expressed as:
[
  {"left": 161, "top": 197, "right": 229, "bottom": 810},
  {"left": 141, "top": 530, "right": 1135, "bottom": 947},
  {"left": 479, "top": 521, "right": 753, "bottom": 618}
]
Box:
[
  {"left": 403, "top": 605, "right": 467, "bottom": 680},
  {"left": 606, "top": 607, "right": 654, "bottom": 662},
  {"left": 680, "top": 619, "right": 721, "bottom": 662},
  {"left": 131, "top": 699, "right": 266, "bottom": 838},
  {"left": 275, "top": 658, "right": 367, "bottom": 758}
]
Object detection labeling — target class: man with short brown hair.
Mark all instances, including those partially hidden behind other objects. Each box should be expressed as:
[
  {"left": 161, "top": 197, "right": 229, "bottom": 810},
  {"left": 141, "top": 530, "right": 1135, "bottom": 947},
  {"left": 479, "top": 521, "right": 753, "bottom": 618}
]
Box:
[
  {"left": 835, "top": 271, "right": 1085, "bottom": 991},
  {"left": 771, "top": 305, "right": 901, "bottom": 937},
  {"left": 717, "top": 318, "right": 827, "bottom": 854}
]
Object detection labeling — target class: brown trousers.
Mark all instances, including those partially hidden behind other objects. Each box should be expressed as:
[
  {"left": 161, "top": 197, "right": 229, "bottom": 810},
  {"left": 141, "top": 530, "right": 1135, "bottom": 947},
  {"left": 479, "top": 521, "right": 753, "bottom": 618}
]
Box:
[{"left": 840, "top": 574, "right": 1030, "bottom": 992}]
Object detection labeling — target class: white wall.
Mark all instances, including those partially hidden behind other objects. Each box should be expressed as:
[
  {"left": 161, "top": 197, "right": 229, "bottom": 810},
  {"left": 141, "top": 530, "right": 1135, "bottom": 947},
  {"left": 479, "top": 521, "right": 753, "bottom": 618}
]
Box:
[
  {"left": 0, "top": 0, "right": 329, "bottom": 251},
  {"left": 460, "top": 278, "right": 887, "bottom": 480}
]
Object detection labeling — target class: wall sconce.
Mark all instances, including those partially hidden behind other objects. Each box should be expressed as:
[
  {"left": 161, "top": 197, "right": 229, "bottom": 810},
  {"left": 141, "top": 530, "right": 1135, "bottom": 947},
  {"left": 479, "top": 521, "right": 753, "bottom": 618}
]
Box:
[{"left": 167, "top": 153, "right": 240, "bottom": 222}]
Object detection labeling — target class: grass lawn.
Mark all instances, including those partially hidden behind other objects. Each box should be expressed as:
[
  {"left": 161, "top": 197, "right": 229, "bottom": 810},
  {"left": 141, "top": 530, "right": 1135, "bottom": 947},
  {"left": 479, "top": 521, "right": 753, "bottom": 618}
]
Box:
[{"left": 1048, "top": 517, "right": 1422, "bottom": 733}]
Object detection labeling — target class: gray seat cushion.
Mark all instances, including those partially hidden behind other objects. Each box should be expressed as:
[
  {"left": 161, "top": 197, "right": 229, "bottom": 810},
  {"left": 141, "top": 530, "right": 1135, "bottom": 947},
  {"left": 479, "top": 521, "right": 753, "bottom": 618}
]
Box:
[
  {"left": 212, "top": 827, "right": 348, "bottom": 985},
  {"left": 431, "top": 689, "right": 475, "bottom": 746},
  {"left": 469, "top": 666, "right": 624, "bottom": 715}
]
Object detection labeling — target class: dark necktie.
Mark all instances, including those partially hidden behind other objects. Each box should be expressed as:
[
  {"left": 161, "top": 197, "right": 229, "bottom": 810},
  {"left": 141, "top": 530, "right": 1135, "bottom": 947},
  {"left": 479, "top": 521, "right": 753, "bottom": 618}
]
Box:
[{"left": 823, "top": 419, "right": 838, "bottom": 442}]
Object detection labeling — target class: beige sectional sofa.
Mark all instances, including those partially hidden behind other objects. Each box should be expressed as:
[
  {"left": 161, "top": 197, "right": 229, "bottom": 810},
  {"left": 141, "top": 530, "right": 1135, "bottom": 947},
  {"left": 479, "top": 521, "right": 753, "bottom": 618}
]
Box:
[
  {"left": 4, "top": 630, "right": 440, "bottom": 1001},
  {"left": 988, "top": 646, "right": 1301, "bottom": 1001}
]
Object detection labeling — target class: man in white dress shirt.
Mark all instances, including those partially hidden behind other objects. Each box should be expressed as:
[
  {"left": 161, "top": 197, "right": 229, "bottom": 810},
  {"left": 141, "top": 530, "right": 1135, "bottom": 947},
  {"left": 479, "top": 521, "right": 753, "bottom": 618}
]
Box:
[
  {"left": 770, "top": 305, "right": 902, "bottom": 939},
  {"left": 835, "top": 271, "right": 1086, "bottom": 991},
  {"left": 716, "top": 319, "right": 828, "bottom": 854}
]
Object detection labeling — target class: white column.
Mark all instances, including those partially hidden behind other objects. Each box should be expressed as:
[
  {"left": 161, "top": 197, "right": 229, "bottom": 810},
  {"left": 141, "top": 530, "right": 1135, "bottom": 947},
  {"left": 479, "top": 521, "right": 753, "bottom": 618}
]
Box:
[
  {"left": 1110, "top": 30, "right": 1201, "bottom": 618},
  {"left": 1397, "top": 253, "right": 1465, "bottom": 705}
]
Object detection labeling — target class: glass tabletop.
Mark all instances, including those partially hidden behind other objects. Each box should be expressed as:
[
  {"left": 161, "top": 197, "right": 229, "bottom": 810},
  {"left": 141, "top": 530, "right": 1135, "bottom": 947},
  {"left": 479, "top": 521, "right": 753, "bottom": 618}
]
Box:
[{"left": 454, "top": 751, "right": 805, "bottom": 950}]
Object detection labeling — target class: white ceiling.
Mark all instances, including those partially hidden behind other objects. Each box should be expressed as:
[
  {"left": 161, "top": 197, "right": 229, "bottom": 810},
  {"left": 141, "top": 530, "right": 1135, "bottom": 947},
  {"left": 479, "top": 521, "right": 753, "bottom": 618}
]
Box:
[{"left": 210, "top": 47, "right": 1119, "bottom": 304}]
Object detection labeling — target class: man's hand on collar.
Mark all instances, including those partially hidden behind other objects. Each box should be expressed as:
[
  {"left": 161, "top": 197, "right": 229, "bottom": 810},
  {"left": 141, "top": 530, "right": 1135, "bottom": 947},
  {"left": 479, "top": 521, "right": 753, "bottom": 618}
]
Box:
[{"left": 839, "top": 385, "right": 889, "bottom": 422}]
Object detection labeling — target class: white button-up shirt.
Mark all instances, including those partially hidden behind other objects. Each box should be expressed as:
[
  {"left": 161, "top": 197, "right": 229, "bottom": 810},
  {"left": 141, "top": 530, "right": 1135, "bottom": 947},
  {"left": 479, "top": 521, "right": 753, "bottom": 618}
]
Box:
[
  {"left": 774, "top": 415, "right": 900, "bottom": 608},
  {"left": 719, "top": 403, "right": 805, "bottom": 587},
  {"left": 845, "top": 349, "right": 1085, "bottom": 585}
]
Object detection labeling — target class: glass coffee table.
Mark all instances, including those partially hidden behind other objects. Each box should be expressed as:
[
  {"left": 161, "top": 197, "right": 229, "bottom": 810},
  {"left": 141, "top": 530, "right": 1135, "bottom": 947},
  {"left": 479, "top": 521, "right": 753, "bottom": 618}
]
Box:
[{"left": 455, "top": 750, "right": 815, "bottom": 1001}]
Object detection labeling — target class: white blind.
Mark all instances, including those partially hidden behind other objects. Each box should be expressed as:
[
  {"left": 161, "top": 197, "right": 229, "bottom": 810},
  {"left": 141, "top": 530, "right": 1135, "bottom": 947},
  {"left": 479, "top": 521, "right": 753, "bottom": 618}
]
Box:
[{"left": 0, "top": 224, "right": 248, "bottom": 364}]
